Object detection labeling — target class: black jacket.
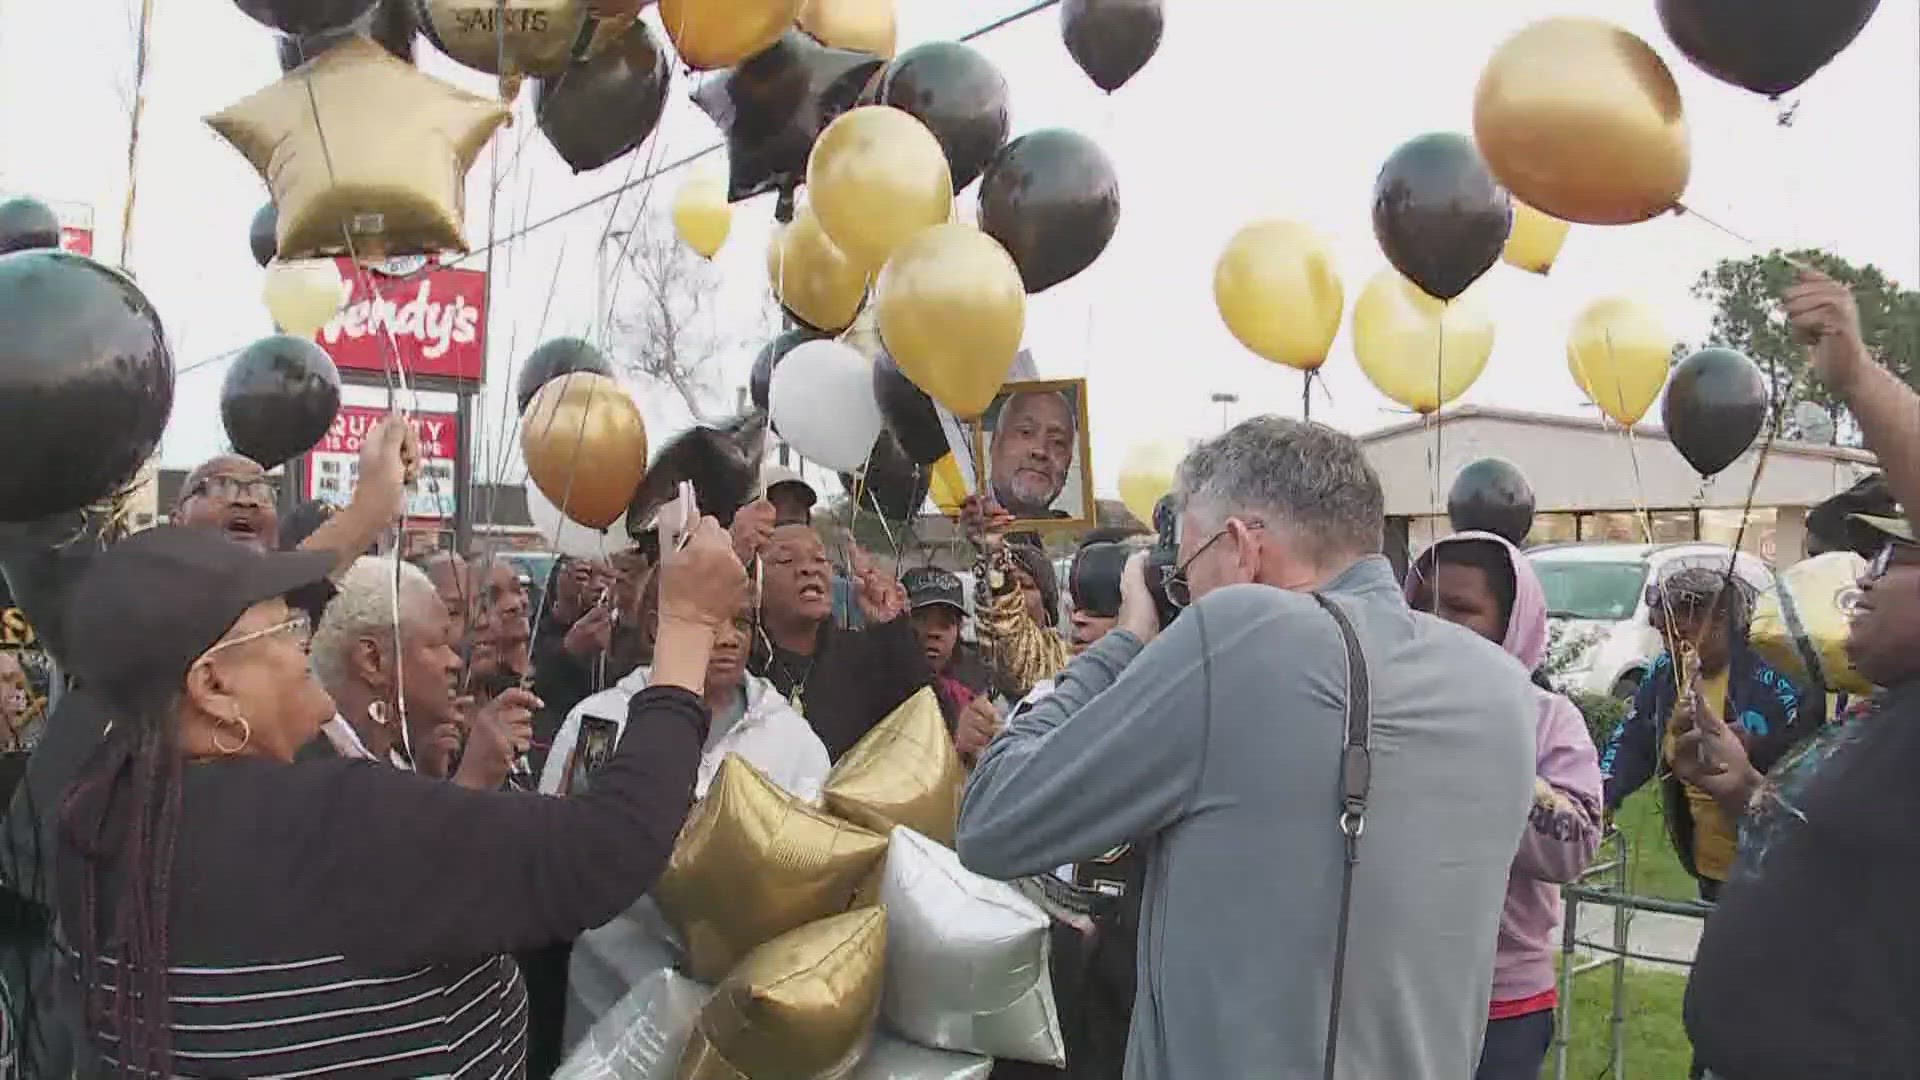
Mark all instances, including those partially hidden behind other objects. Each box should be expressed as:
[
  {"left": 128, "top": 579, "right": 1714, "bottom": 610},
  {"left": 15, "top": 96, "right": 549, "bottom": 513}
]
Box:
[{"left": 750, "top": 616, "right": 932, "bottom": 761}]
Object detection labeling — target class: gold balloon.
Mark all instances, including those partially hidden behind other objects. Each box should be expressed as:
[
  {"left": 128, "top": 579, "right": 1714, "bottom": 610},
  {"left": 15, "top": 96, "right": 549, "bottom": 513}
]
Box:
[
  {"left": 824, "top": 687, "right": 964, "bottom": 846},
  {"left": 798, "top": 0, "right": 897, "bottom": 58},
  {"left": 1567, "top": 296, "right": 1673, "bottom": 427},
  {"left": 1502, "top": 201, "right": 1572, "bottom": 276},
  {"left": 928, "top": 453, "right": 969, "bottom": 515},
  {"left": 421, "top": 0, "right": 607, "bottom": 78},
  {"left": 874, "top": 223, "right": 1025, "bottom": 420},
  {"left": 207, "top": 38, "right": 509, "bottom": 261},
  {"left": 659, "top": 0, "right": 801, "bottom": 71},
  {"left": 808, "top": 106, "right": 954, "bottom": 272},
  {"left": 521, "top": 372, "right": 649, "bottom": 530},
  {"left": 261, "top": 259, "right": 346, "bottom": 338},
  {"left": 1117, "top": 440, "right": 1185, "bottom": 527},
  {"left": 672, "top": 170, "right": 732, "bottom": 259},
  {"left": 1750, "top": 553, "right": 1874, "bottom": 698},
  {"left": 1351, "top": 270, "right": 1495, "bottom": 415},
  {"left": 655, "top": 756, "right": 888, "bottom": 984},
  {"left": 675, "top": 908, "right": 887, "bottom": 1080},
  {"left": 1474, "top": 18, "right": 1690, "bottom": 226},
  {"left": 766, "top": 202, "right": 868, "bottom": 333},
  {"left": 1212, "top": 220, "right": 1344, "bottom": 372}
]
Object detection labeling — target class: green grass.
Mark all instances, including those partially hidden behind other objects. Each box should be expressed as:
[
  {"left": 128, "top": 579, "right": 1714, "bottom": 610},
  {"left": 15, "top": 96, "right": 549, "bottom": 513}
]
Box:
[
  {"left": 1611, "top": 788, "right": 1699, "bottom": 904},
  {"left": 1547, "top": 965, "right": 1694, "bottom": 1079}
]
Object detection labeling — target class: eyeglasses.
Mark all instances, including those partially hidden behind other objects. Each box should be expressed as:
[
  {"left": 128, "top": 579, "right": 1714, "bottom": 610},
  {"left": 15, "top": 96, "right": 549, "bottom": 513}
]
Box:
[
  {"left": 1161, "top": 522, "right": 1263, "bottom": 609},
  {"left": 1865, "top": 540, "right": 1919, "bottom": 583},
  {"left": 200, "top": 611, "right": 313, "bottom": 662},
  {"left": 190, "top": 475, "right": 278, "bottom": 505}
]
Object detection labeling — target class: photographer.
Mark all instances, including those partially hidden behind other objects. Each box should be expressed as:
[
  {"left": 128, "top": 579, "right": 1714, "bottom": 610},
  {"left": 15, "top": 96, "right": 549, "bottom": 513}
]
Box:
[{"left": 957, "top": 417, "right": 1537, "bottom": 1080}]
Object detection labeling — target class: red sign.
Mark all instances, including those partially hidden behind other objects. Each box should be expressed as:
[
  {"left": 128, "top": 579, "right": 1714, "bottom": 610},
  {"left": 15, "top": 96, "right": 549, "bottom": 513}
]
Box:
[
  {"left": 306, "top": 405, "right": 460, "bottom": 519},
  {"left": 314, "top": 258, "right": 488, "bottom": 384},
  {"left": 58, "top": 227, "right": 92, "bottom": 256}
]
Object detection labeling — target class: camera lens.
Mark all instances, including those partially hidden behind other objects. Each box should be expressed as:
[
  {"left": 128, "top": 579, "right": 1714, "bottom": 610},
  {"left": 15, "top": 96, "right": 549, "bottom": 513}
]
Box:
[{"left": 1070, "top": 543, "right": 1128, "bottom": 618}]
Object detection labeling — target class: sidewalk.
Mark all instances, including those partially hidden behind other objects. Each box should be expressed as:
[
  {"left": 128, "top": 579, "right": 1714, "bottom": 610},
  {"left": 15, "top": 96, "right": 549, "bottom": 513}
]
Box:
[{"left": 1572, "top": 901, "right": 1705, "bottom": 973}]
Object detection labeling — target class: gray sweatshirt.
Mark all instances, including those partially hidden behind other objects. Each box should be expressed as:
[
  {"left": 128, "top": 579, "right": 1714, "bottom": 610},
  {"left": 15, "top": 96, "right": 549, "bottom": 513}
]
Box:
[{"left": 957, "top": 557, "right": 1536, "bottom": 1080}]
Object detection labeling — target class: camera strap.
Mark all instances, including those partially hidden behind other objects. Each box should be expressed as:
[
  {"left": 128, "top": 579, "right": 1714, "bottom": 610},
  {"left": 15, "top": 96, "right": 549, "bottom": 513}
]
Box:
[{"left": 1311, "top": 593, "right": 1371, "bottom": 1080}]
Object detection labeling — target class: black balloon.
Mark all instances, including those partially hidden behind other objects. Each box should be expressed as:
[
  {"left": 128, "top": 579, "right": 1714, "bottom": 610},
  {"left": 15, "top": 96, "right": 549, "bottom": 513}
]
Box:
[
  {"left": 691, "top": 31, "right": 883, "bottom": 204},
  {"left": 1657, "top": 0, "right": 1881, "bottom": 97},
  {"left": 0, "top": 198, "right": 61, "bottom": 256},
  {"left": 1372, "top": 132, "right": 1512, "bottom": 303},
  {"left": 517, "top": 337, "right": 613, "bottom": 413},
  {"left": 627, "top": 411, "right": 770, "bottom": 534},
  {"left": 276, "top": 0, "right": 416, "bottom": 71},
  {"left": 1447, "top": 458, "right": 1536, "bottom": 546},
  {"left": 978, "top": 129, "right": 1120, "bottom": 294},
  {"left": 249, "top": 203, "right": 278, "bottom": 267},
  {"left": 1061, "top": 0, "right": 1163, "bottom": 92},
  {"left": 0, "top": 251, "right": 173, "bottom": 522},
  {"left": 862, "top": 42, "right": 1010, "bottom": 191},
  {"left": 750, "top": 327, "right": 824, "bottom": 413},
  {"left": 1663, "top": 348, "right": 1769, "bottom": 478},
  {"left": 235, "top": 0, "right": 377, "bottom": 35},
  {"left": 839, "top": 431, "right": 929, "bottom": 520},
  {"left": 872, "top": 351, "right": 947, "bottom": 465},
  {"left": 535, "top": 19, "right": 672, "bottom": 174},
  {"left": 221, "top": 336, "right": 342, "bottom": 469}
]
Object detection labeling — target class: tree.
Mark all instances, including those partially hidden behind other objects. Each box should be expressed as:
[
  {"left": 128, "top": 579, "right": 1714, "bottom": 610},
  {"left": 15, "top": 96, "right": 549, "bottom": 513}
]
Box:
[
  {"left": 609, "top": 214, "right": 775, "bottom": 419},
  {"left": 1682, "top": 250, "right": 1920, "bottom": 442}
]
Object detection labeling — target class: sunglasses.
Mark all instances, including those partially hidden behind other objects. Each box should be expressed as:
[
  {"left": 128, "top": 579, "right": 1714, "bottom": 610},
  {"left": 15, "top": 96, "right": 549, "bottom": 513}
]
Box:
[{"left": 1161, "top": 522, "right": 1263, "bottom": 609}]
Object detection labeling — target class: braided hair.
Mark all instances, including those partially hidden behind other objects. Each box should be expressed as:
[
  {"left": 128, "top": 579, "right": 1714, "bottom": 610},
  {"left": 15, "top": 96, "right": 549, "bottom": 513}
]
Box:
[{"left": 62, "top": 684, "right": 186, "bottom": 1077}]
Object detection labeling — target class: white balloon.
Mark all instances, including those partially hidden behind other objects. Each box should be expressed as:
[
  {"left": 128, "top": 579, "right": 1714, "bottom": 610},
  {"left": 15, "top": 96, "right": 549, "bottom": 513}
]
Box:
[
  {"left": 769, "top": 339, "right": 884, "bottom": 474},
  {"left": 849, "top": 1036, "right": 993, "bottom": 1079},
  {"left": 553, "top": 962, "right": 709, "bottom": 1080},
  {"left": 526, "top": 478, "right": 628, "bottom": 558},
  {"left": 262, "top": 258, "right": 346, "bottom": 338},
  {"left": 879, "top": 828, "right": 1066, "bottom": 1067}
]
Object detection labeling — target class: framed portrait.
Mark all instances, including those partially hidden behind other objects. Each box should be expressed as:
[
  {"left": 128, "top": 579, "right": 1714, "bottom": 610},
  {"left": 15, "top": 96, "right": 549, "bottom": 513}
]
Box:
[{"left": 972, "top": 378, "right": 1096, "bottom": 531}]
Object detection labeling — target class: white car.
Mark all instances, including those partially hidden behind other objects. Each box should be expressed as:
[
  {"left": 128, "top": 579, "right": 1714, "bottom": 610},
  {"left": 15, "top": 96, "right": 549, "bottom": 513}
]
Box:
[{"left": 1529, "top": 542, "right": 1775, "bottom": 699}]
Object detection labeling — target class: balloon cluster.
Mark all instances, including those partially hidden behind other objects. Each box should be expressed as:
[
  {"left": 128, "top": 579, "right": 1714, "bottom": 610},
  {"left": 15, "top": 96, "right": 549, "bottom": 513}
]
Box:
[{"left": 557, "top": 689, "right": 1066, "bottom": 1078}]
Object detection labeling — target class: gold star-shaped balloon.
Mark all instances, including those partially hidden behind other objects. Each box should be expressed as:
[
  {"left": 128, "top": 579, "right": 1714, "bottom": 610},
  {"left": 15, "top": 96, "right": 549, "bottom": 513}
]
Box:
[
  {"left": 675, "top": 908, "right": 887, "bottom": 1080},
  {"left": 824, "top": 686, "right": 964, "bottom": 846},
  {"left": 206, "top": 36, "right": 509, "bottom": 261},
  {"left": 654, "top": 755, "right": 887, "bottom": 984}
]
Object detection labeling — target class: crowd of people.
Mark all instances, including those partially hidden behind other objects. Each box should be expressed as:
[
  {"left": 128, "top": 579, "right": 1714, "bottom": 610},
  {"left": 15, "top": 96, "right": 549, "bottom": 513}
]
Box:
[{"left": 0, "top": 269, "right": 1910, "bottom": 1080}]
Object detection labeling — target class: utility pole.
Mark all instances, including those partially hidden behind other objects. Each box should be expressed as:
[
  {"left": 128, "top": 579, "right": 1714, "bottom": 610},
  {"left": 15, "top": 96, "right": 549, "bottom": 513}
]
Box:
[{"left": 1210, "top": 392, "right": 1239, "bottom": 432}]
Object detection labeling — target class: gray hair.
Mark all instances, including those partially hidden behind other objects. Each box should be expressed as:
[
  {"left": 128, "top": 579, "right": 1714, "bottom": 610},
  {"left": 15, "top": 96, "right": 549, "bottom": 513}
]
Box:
[
  {"left": 311, "top": 557, "right": 441, "bottom": 694},
  {"left": 1174, "top": 416, "right": 1384, "bottom": 565}
]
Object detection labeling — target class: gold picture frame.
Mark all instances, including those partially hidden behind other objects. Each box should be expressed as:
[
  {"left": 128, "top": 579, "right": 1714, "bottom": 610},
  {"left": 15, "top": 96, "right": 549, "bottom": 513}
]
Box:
[{"left": 971, "top": 378, "right": 1096, "bottom": 532}]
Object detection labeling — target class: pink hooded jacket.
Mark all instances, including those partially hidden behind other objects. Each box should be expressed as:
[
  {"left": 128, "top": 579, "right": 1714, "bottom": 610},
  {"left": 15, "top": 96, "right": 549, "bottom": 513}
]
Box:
[{"left": 1405, "top": 531, "right": 1604, "bottom": 1009}]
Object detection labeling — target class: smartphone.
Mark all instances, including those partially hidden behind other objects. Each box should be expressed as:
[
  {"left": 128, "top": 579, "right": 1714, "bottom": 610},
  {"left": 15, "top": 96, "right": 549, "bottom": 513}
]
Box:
[{"left": 656, "top": 480, "right": 698, "bottom": 552}]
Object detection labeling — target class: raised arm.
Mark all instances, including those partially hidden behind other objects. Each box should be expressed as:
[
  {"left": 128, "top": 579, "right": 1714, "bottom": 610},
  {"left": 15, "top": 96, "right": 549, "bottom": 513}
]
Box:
[{"left": 299, "top": 416, "right": 416, "bottom": 575}]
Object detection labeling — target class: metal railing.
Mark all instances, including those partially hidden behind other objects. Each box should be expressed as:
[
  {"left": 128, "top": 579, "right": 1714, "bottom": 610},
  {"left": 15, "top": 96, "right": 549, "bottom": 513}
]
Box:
[{"left": 1551, "top": 829, "right": 1714, "bottom": 1080}]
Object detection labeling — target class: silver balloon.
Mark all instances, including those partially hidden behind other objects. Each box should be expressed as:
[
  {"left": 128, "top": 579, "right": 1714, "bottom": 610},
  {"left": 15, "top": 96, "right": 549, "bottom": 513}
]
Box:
[
  {"left": 565, "top": 898, "right": 686, "bottom": 1048},
  {"left": 850, "top": 1036, "right": 993, "bottom": 1079},
  {"left": 554, "top": 963, "right": 710, "bottom": 1080},
  {"left": 878, "top": 829, "right": 1066, "bottom": 1066}
]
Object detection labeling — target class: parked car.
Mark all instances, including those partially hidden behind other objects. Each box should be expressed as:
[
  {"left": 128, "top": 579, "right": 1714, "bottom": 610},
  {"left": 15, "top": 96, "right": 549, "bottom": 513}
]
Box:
[{"left": 1528, "top": 542, "right": 1775, "bottom": 699}]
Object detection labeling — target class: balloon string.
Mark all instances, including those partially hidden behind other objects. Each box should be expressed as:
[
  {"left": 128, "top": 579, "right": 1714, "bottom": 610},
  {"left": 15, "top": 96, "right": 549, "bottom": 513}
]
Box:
[
  {"left": 117, "top": 0, "right": 156, "bottom": 270},
  {"left": 1674, "top": 203, "right": 1817, "bottom": 272}
]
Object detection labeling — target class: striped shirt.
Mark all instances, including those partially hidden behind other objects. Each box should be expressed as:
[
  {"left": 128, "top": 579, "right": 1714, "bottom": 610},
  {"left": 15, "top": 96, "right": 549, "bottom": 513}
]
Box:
[
  {"left": 75, "top": 950, "right": 526, "bottom": 1079},
  {"left": 49, "top": 686, "right": 710, "bottom": 1079}
]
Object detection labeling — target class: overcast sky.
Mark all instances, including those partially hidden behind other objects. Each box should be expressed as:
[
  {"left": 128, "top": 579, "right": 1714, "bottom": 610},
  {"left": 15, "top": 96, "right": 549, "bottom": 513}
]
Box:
[{"left": 0, "top": 0, "right": 1914, "bottom": 501}]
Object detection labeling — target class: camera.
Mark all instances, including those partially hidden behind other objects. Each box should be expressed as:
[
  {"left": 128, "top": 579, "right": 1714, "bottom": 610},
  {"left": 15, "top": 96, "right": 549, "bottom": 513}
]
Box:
[{"left": 1068, "top": 496, "right": 1181, "bottom": 630}]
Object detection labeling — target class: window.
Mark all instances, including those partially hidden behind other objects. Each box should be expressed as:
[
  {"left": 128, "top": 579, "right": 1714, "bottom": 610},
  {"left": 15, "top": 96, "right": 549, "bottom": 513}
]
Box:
[{"left": 1532, "top": 559, "right": 1649, "bottom": 622}]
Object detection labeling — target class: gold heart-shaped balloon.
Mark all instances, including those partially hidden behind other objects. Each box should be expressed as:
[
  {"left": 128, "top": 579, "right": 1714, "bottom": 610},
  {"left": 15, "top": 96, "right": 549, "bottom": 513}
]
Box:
[
  {"left": 422, "top": 0, "right": 628, "bottom": 77},
  {"left": 824, "top": 686, "right": 964, "bottom": 846},
  {"left": 674, "top": 907, "right": 887, "bottom": 1080},
  {"left": 206, "top": 37, "right": 509, "bottom": 261},
  {"left": 655, "top": 755, "right": 888, "bottom": 984}
]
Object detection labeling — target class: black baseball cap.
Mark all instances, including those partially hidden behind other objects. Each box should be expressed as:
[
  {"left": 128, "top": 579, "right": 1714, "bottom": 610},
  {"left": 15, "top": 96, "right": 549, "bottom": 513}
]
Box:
[
  {"left": 65, "top": 525, "right": 336, "bottom": 693},
  {"left": 902, "top": 567, "right": 965, "bottom": 615}
]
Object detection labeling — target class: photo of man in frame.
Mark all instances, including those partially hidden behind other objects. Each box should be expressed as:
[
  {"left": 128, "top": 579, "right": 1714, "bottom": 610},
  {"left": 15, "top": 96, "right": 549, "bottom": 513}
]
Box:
[{"left": 976, "top": 378, "right": 1095, "bottom": 530}]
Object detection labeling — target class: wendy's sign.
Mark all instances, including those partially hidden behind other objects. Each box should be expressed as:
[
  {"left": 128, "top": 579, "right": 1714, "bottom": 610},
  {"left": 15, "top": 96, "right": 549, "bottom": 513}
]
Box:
[{"left": 315, "top": 257, "right": 487, "bottom": 384}]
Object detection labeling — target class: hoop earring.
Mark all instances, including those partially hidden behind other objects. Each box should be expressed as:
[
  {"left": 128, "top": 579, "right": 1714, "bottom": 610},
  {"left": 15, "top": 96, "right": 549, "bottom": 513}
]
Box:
[
  {"left": 211, "top": 714, "right": 252, "bottom": 755},
  {"left": 368, "top": 700, "right": 389, "bottom": 728}
]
